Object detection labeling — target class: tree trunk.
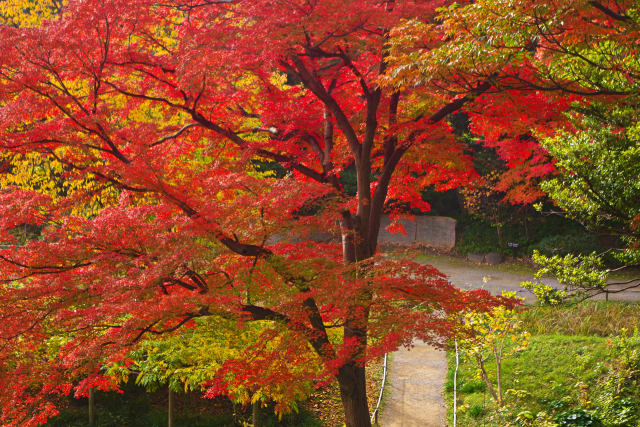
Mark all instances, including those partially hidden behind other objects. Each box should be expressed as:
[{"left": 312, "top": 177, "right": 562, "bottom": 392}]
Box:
[
  {"left": 88, "top": 388, "right": 95, "bottom": 427},
  {"left": 337, "top": 363, "right": 371, "bottom": 427},
  {"left": 337, "top": 216, "right": 373, "bottom": 427},
  {"left": 168, "top": 386, "right": 174, "bottom": 427},
  {"left": 252, "top": 400, "right": 261, "bottom": 427},
  {"left": 495, "top": 355, "right": 502, "bottom": 404},
  {"left": 477, "top": 357, "right": 499, "bottom": 405}
]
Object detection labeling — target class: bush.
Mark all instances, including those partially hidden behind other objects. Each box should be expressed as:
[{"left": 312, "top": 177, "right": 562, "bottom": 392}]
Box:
[
  {"left": 45, "top": 382, "right": 237, "bottom": 427},
  {"left": 456, "top": 220, "right": 506, "bottom": 255},
  {"left": 455, "top": 218, "right": 592, "bottom": 257},
  {"left": 554, "top": 409, "right": 603, "bottom": 426},
  {"left": 529, "top": 233, "right": 600, "bottom": 257},
  {"left": 589, "top": 330, "right": 640, "bottom": 426}
]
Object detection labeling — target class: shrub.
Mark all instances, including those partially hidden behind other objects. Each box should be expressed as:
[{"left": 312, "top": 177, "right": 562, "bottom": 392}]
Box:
[
  {"left": 456, "top": 220, "right": 504, "bottom": 255},
  {"left": 454, "top": 296, "right": 529, "bottom": 406},
  {"left": 589, "top": 330, "right": 640, "bottom": 426},
  {"left": 529, "top": 233, "right": 600, "bottom": 257},
  {"left": 554, "top": 409, "right": 603, "bottom": 426}
]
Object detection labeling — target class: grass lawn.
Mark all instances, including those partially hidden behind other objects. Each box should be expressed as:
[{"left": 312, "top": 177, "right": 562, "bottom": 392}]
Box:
[
  {"left": 445, "top": 302, "right": 640, "bottom": 427},
  {"left": 446, "top": 335, "right": 610, "bottom": 426}
]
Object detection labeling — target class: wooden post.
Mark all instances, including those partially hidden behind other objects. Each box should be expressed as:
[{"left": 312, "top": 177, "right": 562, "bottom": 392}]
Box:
[
  {"left": 88, "top": 388, "right": 95, "bottom": 427},
  {"left": 168, "top": 386, "right": 174, "bottom": 427}
]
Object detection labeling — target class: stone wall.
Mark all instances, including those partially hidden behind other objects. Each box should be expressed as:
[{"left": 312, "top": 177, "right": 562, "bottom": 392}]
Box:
[{"left": 378, "top": 215, "right": 456, "bottom": 250}]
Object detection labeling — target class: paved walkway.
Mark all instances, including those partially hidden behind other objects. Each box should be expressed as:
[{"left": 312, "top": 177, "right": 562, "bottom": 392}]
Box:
[
  {"left": 377, "top": 341, "right": 447, "bottom": 427},
  {"left": 424, "top": 255, "right": 640, "bottom": 303}
]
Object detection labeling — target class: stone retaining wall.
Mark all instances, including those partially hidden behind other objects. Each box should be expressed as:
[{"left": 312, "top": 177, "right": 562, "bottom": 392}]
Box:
[{"left": 378, "top": 215, "right": 456, "bottom": 250}]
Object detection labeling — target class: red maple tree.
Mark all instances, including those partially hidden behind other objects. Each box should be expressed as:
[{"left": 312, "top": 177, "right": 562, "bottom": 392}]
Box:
[{"left": 0, "top": 1, "right": 513, "bottom": 425}]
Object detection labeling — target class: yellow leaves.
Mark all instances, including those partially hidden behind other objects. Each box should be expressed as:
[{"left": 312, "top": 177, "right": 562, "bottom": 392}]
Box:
[
  {"left": 1, "top": 151, "right": 63, "bottom": 194},
  {"left": 269, "top": 72, "right": 289, "bottom": 90},
  {"left": 456, "top": 293, "right": 529, "bottom": 359},
  {"left": 236, "top": 72, "right": 262, "bottom": 94},
  {"left": 0, "top": 0, "right": 65, "bottom": 27},
  {"left": 105, "top": 361, "right": 132, "bottom": 385},
  {"left": 250, "top": 390, "right": 264, "bottom": 404},
  {"left": 0, "top": 149, "right": 119, "bottom": 217},
  {"left": 127, "top": 100, "right": 186, "bottom": 125}
]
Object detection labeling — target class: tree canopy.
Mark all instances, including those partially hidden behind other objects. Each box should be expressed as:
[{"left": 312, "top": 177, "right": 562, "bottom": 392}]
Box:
[
  {"left": 0, "top": 1, "right": 512, "bottom": 426},
  {"left": 4, "top": 0, "right": 636, "bottom": 424},
  {"left": 385, "top": 0, "right": 639, "bottom": 205}
]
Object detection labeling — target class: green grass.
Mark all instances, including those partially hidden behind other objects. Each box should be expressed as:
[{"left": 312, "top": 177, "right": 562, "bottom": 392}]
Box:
[
  {"left": 446, "top": 335, "right": 610, "bottom": 426},
  {"left": 445, "top": 302, "right": 640, "bottom": 426}
]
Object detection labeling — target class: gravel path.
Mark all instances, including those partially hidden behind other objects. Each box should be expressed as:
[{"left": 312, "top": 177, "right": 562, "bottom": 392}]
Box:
[
  {"left": 430, "top": 255, "right": 559, "bottom": 303},
  {"left": 378, "top": 254, "right": 640, "bottom": 427}
]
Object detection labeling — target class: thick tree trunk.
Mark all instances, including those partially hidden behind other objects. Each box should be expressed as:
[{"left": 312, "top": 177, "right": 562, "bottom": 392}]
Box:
[
  {"left": 337, "top": 363, "right": 371, "bottom": 427},
  {"left": 338, "top": 216, "right": 373, "bottom": 427}
]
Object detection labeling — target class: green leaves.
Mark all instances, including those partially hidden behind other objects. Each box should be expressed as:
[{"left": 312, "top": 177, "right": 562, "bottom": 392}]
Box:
[
  {"left": 541, "top": 100, "right": 640, "bottom": 235},
  {"left": 522, "top": 250, "right": 609, "bottom": 305}
]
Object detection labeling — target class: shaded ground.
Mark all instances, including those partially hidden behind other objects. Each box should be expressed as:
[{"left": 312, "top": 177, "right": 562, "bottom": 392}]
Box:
[{"left": 378, "top": 254, "right": 640, "bottom": 427}]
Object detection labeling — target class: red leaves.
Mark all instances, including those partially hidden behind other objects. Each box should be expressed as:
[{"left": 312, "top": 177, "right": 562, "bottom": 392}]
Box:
[
  {"left": 0, "top": 1, "right": 520, "bottom": 423},
  {"left": 463, "top": 90, "right": 575, "bottom": 204},
  {"left": 0, "top": 189, "right": 50, "bottom": 242}
]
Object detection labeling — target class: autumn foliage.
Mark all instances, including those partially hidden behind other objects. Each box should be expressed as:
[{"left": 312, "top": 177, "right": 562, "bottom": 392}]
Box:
[
  {"left": 0, "top": 1, "right": 526, "bottom": 426},
  {"left": 385, "top": 0, "right": 639, "bottom": 205}
]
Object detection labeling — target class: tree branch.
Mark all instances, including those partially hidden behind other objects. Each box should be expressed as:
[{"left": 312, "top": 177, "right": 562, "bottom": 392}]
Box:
[
  {"left": 589, "top": 1, "right": 631, "bottom": 21},
  {"left": 284, "top": 57, "right": 362, "bottom": 161}
]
